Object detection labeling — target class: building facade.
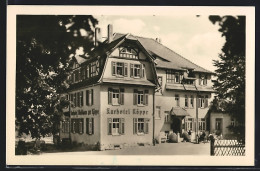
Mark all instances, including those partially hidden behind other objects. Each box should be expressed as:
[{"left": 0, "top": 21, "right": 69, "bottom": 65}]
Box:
[{"left": 60, "top": 24, "right": 218, "bottom": 150}]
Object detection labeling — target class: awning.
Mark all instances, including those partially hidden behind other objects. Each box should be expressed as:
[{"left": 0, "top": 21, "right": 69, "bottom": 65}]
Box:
[{"left": 170, "top": 107, "right": 190, "bottom": 117}]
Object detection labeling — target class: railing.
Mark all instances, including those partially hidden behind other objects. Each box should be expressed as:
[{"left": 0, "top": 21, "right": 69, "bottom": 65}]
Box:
[{"left": 210, "top": 139, "right": 245, "bottom": 156}]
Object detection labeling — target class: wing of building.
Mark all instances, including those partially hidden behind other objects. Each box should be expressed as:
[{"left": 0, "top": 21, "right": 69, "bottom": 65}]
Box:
[{"left": 59, "top": 24, "right": 226, "bottom": 150}]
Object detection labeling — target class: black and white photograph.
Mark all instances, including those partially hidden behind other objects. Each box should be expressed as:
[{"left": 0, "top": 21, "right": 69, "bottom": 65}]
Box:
[{"left": 6, "top": 6, "right": 255, "bottom": 166}]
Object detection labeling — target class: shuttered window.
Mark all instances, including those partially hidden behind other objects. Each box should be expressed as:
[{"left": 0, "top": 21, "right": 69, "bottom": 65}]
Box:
[
  {"left": 86, "top": 118, "right": 94, "bottom": 135},
  {"left": 71, "top": 118, "right": 84, "bottom": 134},
  {"left": 108, "top": 88, "right": 124, "bottom": 105},
  {"left": 133, "top": 89, "right": 149, "bottom": 105},
  {"left": 107, "top": 118, "right": 125, "bottom": 135},
  {"left": 86, "top": 89, "right": 94, "bottom": 106},
  {"left": 112, "top": 62, "right": 128, "bottom": 77},
  {"left": 133, "top": 118, "right": 149, "bottom": 134}
]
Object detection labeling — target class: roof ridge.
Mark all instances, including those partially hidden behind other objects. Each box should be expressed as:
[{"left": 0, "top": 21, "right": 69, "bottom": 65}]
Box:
[
  {"left": 149, "top": 38, "right": 213, "bottom": 73},
  {"left": 114, "top": 33, "right": 213, "bottom": 73}
]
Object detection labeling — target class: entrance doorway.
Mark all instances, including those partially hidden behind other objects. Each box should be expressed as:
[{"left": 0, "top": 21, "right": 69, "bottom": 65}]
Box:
[{"left": 171, "top": 116, "right": 182, "bottom": 134}]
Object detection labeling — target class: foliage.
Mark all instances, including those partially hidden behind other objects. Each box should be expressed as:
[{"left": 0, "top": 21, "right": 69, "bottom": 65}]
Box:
[
  {"left": 168, "top": 133, "right": 178, "bottom": 143},
  {"left": 16, "top": 15, "right": 98, "bottom": 139},
  {"left": 209, "top": 16, "right": 245, "bottom": 138}
]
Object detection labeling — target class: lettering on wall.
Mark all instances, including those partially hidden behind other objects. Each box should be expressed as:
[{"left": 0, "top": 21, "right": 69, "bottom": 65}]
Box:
[
  {"left": 71, "top": 109, "right": 99, "bottom": 116},
  {"left": 107, "top": 108, "right": 148, "bottom": 115}
]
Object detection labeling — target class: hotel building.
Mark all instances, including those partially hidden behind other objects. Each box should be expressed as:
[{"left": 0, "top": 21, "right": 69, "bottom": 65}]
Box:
[{"left": 60, "top": 25, "right": 216, "bottom": 150}]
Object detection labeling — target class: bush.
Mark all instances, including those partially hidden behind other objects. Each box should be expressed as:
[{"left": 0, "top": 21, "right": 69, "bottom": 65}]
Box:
[
  {"left": 182, "top": 132, "right": 191, "bottom": 142},
  {"left": 168, "top": 133, "right": 178, "bottom": 143}
]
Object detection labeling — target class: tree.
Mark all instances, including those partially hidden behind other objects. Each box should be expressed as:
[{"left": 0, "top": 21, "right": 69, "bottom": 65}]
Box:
[
  {"left": 16, "top": 15, "right": 98, "bottom": 139},
  {"left": 209, "top": 16, "right": 245, "bottom": 139}
]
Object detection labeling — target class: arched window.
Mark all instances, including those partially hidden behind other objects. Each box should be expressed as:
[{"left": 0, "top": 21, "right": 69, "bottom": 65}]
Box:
[{"left": 119, "top": 47, "right": 138, "bottom": 59}]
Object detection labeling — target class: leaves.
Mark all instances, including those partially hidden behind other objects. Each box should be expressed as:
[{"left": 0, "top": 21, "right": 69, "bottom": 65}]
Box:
[
  {"left": 16, "top": 15, "right": 98, "bottom": 139},
  {"left": 208, "top": 15, "right": 245, "bottom": 137}
]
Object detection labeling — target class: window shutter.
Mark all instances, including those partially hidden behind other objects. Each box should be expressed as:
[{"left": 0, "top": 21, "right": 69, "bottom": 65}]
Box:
[
  {"left": 86, "top": 90, "right": 89, "bottom": 106},
  {"left": 92, "top": 118, "right": 94, "bottom": 134},
  {"left": 91, "top": 89, "right": 94, "bottom": 105},
  {"left": 89, "top": 118, "right": 92, "bottom": 134},
  {"left": 205, "top": 96, "right": 208, "bottom": 108},
  {"left": 130, "top": 64, "right": 134, "bottom": 77},
  {"left": 133, "top": 89, "right": 138, "bottom": 105},
  {"left": 81, "top": 119, "right": 84, "bottom": 134},
  {"left": 145, "top": 119, "right": 149, "bottom": 134},
  {"left": 124, "top": 63, "right": 128, "bottom": 77},
  {"left": 86, "top": 118, "right": 89, "bottom": 134},
  {"left": 121, "top": 118, "right": 125, "bottom": 134},
  {"left": 142, "top": 64, "right": 145, "bottom": 78},
  {"left": 108, "top": 118, "right": 112, "bottom": 135},
  {"left": 144, "top": 90, "right": 149, "bottom": 105},
  {"left": 74, "top": 93, "right": 77, "bottom": 107},
  {"left": 80, "top": 91, "right": 83, "bottom": 107},
  {"left": 120, "top": 88, "right": 124, "bottom": 105},
  {"left": 112, "top": 62, "right": 116, "bottom": 76},
  {"left": 108, "top": 88, "right": 113, "bottom": 105},
  {"left": 77, "top": 92, "right": 80, "bottom": 107},
  {"left": 133, "top": 118, "right": 137, "bottom": 134},
  {"left": 198, "top": 98, "right": 201, "bottom": 108}
]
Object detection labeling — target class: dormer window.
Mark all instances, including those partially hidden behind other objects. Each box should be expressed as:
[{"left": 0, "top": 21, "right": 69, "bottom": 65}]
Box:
[
  {"left": 119, "top": 47, "right": 138, "bottom": 59},
  {"left": 199, "top": 74, "right": 207, "bottom": 86},
  {"left": 166, "top": 70, "right": 182, "bottom": 84},
  {"left": 112, "top": 62, "right": 128, "bottom": 77}
]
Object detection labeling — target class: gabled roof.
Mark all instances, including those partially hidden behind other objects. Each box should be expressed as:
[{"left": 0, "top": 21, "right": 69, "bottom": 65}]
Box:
[{"left": 113, "top": 33, "right": 213, "bottom": 74}]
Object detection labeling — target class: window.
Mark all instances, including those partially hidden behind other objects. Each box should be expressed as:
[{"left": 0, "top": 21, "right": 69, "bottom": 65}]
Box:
[
  {"left": 155, "top": 106, "right": 161, "bottom": 119},
  {"left": 86, "top": 118, "right": 94, "bottom": 135},
  {"left": 215, "top": 118, "right": 222, "bottom": 130},
  {"left": 185, "top": 95, "right": 189, "bottom": 107},
  {"left": 166, "top": 70, "right": 175, "bottom": 83},
  {"left": 133, "top": 89, "right": 149, "bottom": 106},
  {"left": 175, "top": 72, "right": 180, "bottom": 83},
  {"left": 96, "top": 60, "right": 100, "bottom": 75},
  {"left": 90, "top": 61, "right": 98, "bottom": 77},
  {"left": 86, "top": 65, "right": 90, "bottom": 79},
  {"left": 164, "top": 112, "right": 170, "bottom": 122},
  {"left": 158, "top": 76, "right": 163, "bottom": 94},
  {"left": 185, "top": 118, "right": 193, "bottom": 131},
  {"left": 108, "top": 88, "right": 124, "bottom": 105},
  {"left": 166, "top": 70, "right": 182, "bottom": 83},
  {"left": 133, "top": 118, "right": 149, "bottom": 134},
  {"left": 70, "top": 91, "right": 83, "bottom": 107},
  {"left": 61, "top": 120, "right": 70, "bottom": 133},
  {"left": 130, "top": 64, "right": 145, "bottom": 78},
  {"left": 86, "top": 89, "right": 94, "bottom": 106},
  {"left": 175, "top": 94, "right": 180, "bottom": 107},
  {"left": 198, "top": 118, "right": 206, "bottom": 131},
  {"left": 80, "top": 67, "right": 85, "bottom": 81},
  {"left": 199, "top": 95, "right": 208, "bottom": 108},
  {"left": 190, "top": 95, "right": 194, "bottom": 108},
  {"left": 69, "top": 93, "right": 74, "bottom": 107},
  {"left": 199, "top": 74, "right": 207, "bottom": 85},
  {"left": 112, "top": 62, "right": 128, "bottom": 77},
  {"left": 80, "top": 91, "right": 83, "bottom": 106},
  {"left": 71, "top": 118, "right": 84, "bottom": 134},
  {"left": 119, "top": 47, "right": 138, "bottom": 59},
  {"left": 108, "top": 118, "right": 125, "bottom": 135}
]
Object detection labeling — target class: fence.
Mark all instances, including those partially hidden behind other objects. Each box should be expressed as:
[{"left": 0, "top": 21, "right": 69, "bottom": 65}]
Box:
[{"left": 210, "top": 139, "right": 245, "bottom": 156}]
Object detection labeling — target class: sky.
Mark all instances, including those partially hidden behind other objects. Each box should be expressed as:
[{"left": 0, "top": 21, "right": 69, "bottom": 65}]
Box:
[{"left": 93, "top": 15, "right": 225, "bottom": 72}]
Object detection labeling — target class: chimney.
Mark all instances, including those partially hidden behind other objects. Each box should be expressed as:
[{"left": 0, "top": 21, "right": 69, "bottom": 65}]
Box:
[
  {"left": 155, "top": 37, "right": 161, "bottom": 43},
  {"left": 95, "top": 27, "right": 102, "bottom": 47},
  {"left": 108, "top": 24, "right": 113, "bottom": 43}
]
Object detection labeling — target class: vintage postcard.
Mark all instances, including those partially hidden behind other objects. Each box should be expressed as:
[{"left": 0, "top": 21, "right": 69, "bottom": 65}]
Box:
[{"left": 6, "top": 5, "right": 255, "bottom": 166}]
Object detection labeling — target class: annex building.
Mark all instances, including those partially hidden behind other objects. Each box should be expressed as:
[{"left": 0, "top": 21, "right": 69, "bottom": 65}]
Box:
[{"left": 60, "top": 24, "right": 221, "bottom": 150}]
